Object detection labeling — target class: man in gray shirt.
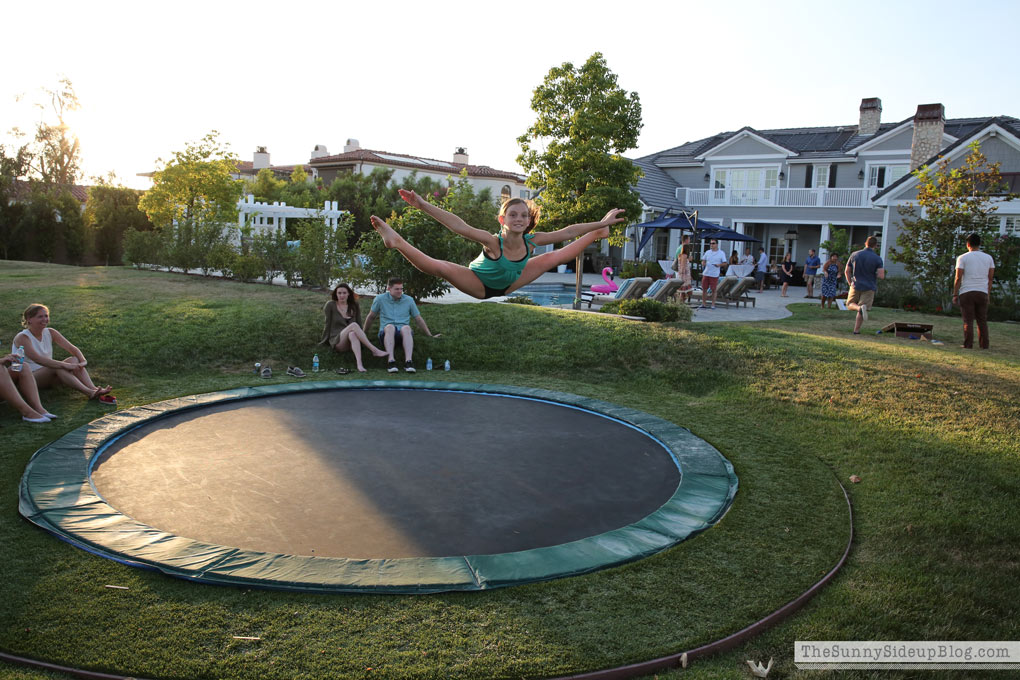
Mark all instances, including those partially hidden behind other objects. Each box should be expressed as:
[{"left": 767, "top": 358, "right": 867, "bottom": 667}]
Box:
[{"left": 844, "top": 236, "right": 885, "bottom": 334}]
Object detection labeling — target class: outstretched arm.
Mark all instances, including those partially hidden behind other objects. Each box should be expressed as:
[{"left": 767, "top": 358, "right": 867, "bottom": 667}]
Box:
[
  {"left": 530, "top": 209, "right": 626, "bottom": 247},
  {"left": 413, "top": 314, "right": 440, "bottom": 338},
  {"left": 399, "top": 189, "right": 498, "bottom": 250}
]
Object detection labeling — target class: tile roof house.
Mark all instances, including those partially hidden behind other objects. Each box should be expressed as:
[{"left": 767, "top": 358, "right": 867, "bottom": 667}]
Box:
[
  {"left": 308, "top": 139, "right": 528, "bottom": 204},
  {"left": 630, "top": 98, "right": 1020, "bottom": 276}
]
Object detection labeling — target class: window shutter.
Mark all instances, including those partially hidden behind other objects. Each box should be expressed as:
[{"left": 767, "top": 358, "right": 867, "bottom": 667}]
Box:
[
  {"left": 828, "top": 165, "right": 837, "bottom": 188},
  {"left": 804, "top": 167, "right": 812, "bottom": 188},
  {"left": 877, "top": 167, "right": 886, "bottom": 187}
]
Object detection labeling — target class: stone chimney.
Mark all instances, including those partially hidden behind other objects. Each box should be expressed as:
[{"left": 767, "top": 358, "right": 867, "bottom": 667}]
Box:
[
  {"left": 343, "top": 138, "right": 360, "bottom": 153},
  {"left": 858, "top": 98, "right": 882, "bottom": 136},
  {"left": 453, "top": 147, "right": 469, "bottom": 165},
  {"left": 253, "top": 146, "right": 270, "bottom": 170},
  {"left": 910, "top": 103, "right": 945, "bottom": 170},
  {"left": 310, "top": 144, "right": 329, "bottom": 160}
]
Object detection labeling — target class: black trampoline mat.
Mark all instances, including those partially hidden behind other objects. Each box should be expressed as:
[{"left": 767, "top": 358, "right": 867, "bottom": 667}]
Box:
[{"left": 91, "top": 389, "right": 681, "bottom": 559}]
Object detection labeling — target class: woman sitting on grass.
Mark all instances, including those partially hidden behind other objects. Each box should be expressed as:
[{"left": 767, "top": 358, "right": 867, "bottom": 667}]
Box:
[
  {"left": 370, "top": 191, "right": 626, "bottom": 299},
  {"left": 1, "top": 351, "right": 54, "bottom": 423},
  {"left": 12, "top": 304, "right": 115, "bottom": 404},
  {"left": 319, "top": 283, "right": 388, "bottom": 373}
]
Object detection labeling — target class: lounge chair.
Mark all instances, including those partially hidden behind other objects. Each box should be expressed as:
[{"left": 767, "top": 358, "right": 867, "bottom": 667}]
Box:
[
  {"left": 689, "top": 276, "right": 738, "bottom": 308},
  {"left": 582, "top": 277, "right": 653, "bottom": 308},
  {"left": 645, "top": 278, "right": 687, "bottom": 302},
  {"left": 723, "top": 277, "right": 756, "bottom": 307}
]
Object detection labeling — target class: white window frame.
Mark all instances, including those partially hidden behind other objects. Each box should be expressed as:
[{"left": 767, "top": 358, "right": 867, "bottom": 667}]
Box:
[
  {"left": 813, "top": 164, "right": 830, "bottom": 189},
  {"left": 865, "top": 162, "right": 910, "bottom": 189}
]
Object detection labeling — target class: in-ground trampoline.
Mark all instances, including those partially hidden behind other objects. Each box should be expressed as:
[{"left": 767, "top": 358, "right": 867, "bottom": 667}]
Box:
[{"left": 19, "top": 381, "right": 737, "bottom": 593}]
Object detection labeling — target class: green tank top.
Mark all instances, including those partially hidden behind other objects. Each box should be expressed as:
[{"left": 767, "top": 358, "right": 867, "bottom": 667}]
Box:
[{"left": 468, "top": 234, "right": 536, "bottom": 291}]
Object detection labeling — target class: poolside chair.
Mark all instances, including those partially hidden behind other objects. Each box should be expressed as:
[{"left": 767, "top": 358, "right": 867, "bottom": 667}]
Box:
[
  {"left": 689, "top": 276, "right": 737, "bottom": 308},
  {"left": 723, "top": 277, "right": 756, "bottom": 307},
  {"left": 645, "top": 278, "right": 687, "bottom": 303},
  {"left": 582, "top": 277, "right": 653, "bottom": 308}
]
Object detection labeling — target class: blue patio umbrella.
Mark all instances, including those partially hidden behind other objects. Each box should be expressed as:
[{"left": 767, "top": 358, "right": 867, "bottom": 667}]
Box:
[
  {"left": 634, "top": 211, "right": 724, "bottom": 253},
  {"left": 697, "top": 227, "right": 760, "bottom": 243}
]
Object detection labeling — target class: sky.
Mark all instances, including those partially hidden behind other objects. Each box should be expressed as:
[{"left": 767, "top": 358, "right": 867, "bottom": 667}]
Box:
[{"left": 4, "top": 0, "right": 1019, "bottom": 190}]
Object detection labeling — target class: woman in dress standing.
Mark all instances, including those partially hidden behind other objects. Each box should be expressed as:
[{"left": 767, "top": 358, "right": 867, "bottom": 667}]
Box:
[
  {"left": 779, "top": 252, "right": 796, "bottom": 297},
  {"left": 819, "top": 252, "right": 841, "bottom": 309}
]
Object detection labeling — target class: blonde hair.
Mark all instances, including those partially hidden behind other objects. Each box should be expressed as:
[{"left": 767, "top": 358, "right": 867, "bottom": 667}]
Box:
[
  {"left": 498, "top": 198, "right": 540, "bottom": 232},
  {"left": 22, "top": 304, "right": 49, "bottom": 328}
]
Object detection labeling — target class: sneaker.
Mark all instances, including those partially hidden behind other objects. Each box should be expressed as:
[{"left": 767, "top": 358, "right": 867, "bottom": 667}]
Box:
[
  {"left": 23, "top": 415, "right": 50, "bottom": 423},
  {"left": 404, "top": 361, "right": 416, "bottom": 373},
  {"left": 42, "top": 412, "right": 58, "bottom": 419},
  {"left": 98, "top": 394, "right": 117, "bottom": 405},
  {"left": 859, "top": 304, "right": 868, "bottom": 322},
  {"left": 387, "top": 360, "right": 398, "bottom": 373},
  {"left": 260, "top": 366, "right": 272, "bottom": 378},
  {"left": 286, "top": 366, "right": 306, "bottom": 378}
]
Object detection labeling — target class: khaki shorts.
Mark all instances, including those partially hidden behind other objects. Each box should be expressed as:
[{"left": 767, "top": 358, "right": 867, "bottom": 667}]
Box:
[{"left": 847, "top": 286, "right": 875, "bottom": 308}]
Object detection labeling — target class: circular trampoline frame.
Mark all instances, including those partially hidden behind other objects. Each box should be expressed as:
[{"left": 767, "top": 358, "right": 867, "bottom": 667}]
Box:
[{"left": 19, "top": 380, "right": 738, "bottom": 594}]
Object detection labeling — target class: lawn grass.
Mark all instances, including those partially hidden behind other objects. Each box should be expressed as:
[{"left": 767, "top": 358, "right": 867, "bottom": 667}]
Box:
[{"left": 1, "top": 261, "right": 1017, "bottom": 679}]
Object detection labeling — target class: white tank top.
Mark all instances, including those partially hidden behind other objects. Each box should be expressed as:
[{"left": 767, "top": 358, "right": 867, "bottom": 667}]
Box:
[{"left": 13, "top": 328, "right": 52, "bottom": 372}]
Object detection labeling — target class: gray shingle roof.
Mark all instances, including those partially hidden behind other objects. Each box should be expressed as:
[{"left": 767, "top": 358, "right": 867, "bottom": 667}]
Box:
[
  {"left": 635, "top": 114, "right": 1020, "bottom": 208},
  {"left": 871, "top": 116, "right": 1020, "bottom": 201},
  {"left": 631, "top": 157, "right": 686, "bottom": 211}
]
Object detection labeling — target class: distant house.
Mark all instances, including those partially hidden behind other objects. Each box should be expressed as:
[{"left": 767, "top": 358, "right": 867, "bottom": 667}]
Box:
[
  {"left": 145, "top": 141, "right": 528, "bottom": 205},
  {"left": 9, "top": 180, "right": 90, "bottom": 207},
  {"left": 308, "top": 139, "right": 528, "bottom": 203},
  {"left": 630, "top": 98, "right": 1020, "bottom": 275}
]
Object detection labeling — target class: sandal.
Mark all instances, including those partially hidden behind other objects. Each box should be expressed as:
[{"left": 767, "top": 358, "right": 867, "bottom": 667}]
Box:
[{"left": 334, "top": 367, "right": 351, "bottom": 375}]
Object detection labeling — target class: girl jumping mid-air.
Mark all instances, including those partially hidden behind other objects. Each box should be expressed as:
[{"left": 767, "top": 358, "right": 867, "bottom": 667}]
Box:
[{"left": 370, "top": 190, "right": 626, "bottom": 299}]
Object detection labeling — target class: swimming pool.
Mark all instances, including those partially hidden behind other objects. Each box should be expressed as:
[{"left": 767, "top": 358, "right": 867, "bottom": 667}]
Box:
[{"left": 507, "top": 283, "right": 585, "bottom": 306}]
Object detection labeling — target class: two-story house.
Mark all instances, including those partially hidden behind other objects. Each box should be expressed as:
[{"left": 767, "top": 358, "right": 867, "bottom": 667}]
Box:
[{"left": 630, "top": 98, "right": 1020, "bottom": 276}]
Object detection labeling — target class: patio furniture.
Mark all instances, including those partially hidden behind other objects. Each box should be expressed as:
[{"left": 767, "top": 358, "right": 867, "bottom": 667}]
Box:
[
  {"left": 582, "top": 277, "right": 654, "bottom": 308},
  {"left": 645, "top": 278, "right": 687, "bottom": 302},
  {"left": 723, "top": 277, "right": 757, "bottom": 307}
]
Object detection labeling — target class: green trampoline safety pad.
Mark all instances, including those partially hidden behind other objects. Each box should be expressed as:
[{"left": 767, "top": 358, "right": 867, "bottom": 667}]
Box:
[{"left": 19, "top": 381, "right": 738, "bottom": 593}]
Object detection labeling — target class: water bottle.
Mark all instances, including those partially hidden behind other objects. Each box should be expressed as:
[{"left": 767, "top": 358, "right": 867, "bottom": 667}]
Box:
[
  {"left": 426, "top": 358, "right": 433, "bottom": 371},
  {"left": 312, "top": 354, "right": 319, "bottom": 373},
  {"left": 443, "top": 359, "right": 450, "bottom": 371},
  {"left": 254, "top": 362, "right": 261, "bottom": 375},
  {"left": 12, "top": 345, "right": 25, "bottom": 373}
]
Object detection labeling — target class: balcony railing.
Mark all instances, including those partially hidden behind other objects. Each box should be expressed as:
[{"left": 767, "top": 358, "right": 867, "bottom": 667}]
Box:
[{"left": 679, "top": 187, "right": 876, "bottom": 208}]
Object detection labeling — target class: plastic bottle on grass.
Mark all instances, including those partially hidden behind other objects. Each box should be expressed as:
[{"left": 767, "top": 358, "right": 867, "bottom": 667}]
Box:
[
  {"left": 426, "top": 358, "right": 433, "bottom": 371},
  {"left": 444, "top": 359, "right": 450, "bottom": 371},
  {"left": 312, "top": 354, "right": 319, "bottom": 373}
]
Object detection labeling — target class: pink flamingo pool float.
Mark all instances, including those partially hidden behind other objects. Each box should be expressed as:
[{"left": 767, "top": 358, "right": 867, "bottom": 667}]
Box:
[{"left": 590, "top": 267, "right": 618, "bottom": 294}]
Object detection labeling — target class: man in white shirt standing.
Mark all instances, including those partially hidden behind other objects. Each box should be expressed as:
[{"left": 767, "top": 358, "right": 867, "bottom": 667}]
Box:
[
  {"left": 952, "top": 232, "right": 995, "bottom": 349},
  {"left": 755, "top": 247, "right": 770, "bottom": 293},
  {"left": 699, "top": 239, "right": 729, "bottom": 310}
]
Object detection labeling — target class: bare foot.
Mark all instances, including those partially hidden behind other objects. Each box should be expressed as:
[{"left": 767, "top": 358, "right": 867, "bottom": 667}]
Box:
[
  {"left": 371, "top": 348, "right": 388, "bottom": 358},
  {"left": 370, "top": 216, "right": 402, "bottom": 248},
  {"left": 357, "top": 367, "right": 367, "bottom": 373}
]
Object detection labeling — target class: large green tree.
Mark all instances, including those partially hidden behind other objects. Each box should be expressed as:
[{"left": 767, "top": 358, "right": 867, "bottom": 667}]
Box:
[
  {"left": 138, "top": 132, "right": 242, "bottom": 273},
  {"left": 139, "top": 132, "right": 242, "bottom": 229},
  {"left": 84, "top": 184, "right": 154, "bottom": 265},
  {"left": 517, "top": 52, "right": 643, "bottom": 240},
  {"left": 27, "top": 77, "right": 83, "bottom": 186},
  {"left": 892, "top": 142, "right": 1018, "bottom": 310},
  {"left": 0, "top": 144, "right": 30, "bottom": 259}
]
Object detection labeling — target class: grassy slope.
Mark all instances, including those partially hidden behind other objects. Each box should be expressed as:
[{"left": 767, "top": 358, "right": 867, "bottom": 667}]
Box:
[{"left": 0, "top": 261, "right": 1017, "bottom": 679}]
